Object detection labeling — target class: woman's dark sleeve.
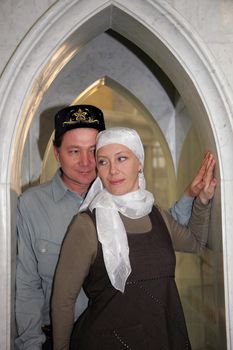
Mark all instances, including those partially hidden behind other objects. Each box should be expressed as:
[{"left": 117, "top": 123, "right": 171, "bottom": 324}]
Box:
[
  {"left": 51, "top": 212, "right": 97, "bottom": 350},
  {"left": 159, "top": 197, "right": 212, "bottom": 252}
]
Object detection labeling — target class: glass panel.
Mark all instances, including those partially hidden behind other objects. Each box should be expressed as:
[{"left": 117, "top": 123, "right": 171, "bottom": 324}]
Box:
[{"left": 176, "top": 128, "right": 226, "bottom": 350}]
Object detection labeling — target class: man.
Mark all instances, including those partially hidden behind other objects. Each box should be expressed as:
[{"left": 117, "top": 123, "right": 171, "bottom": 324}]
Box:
[
  {"left": 15, "top": 104, "right": 207, "bottom": 350},
  {"left": 15, "top": 105, "right": 105, "bottom": 350}
]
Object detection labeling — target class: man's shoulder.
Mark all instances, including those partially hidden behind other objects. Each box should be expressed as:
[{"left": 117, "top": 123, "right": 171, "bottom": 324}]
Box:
[{"left": 19, "top": 179, "right": 54, "bottom": 203}]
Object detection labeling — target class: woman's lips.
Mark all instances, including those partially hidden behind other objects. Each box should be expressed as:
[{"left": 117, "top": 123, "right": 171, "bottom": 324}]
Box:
[{"left": 109, "top": 179, "right": 124, "bottom": 185}]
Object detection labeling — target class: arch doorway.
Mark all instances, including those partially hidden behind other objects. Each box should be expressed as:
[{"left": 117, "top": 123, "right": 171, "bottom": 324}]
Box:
[{"left": 39, "top": 74, "right": 224, "bottom": 349}]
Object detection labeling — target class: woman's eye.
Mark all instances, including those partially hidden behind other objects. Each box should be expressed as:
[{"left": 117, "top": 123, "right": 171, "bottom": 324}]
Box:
[
  {"left": 118, "top": 156, "right": 127, "bottom": 162},
  {"left": 98, "top": 159, "right": 107, "bottom": 166}
]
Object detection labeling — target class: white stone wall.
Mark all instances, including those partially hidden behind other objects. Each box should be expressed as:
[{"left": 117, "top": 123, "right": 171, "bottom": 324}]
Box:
[
  {"left": 168, "top": 0, "right": 233, "bottom": 94},
  {"left": 0, "top": 0, "right": 56, "bottom": 74}
]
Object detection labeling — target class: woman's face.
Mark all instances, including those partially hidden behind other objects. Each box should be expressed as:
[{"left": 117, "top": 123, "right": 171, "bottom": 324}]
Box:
[{"left": 96, "top": 143, "right": 141, "bottom": 195}]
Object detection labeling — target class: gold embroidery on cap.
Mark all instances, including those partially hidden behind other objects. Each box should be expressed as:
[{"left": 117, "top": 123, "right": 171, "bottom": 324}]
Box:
[{"left": 63, "top": 109, "right": 99, "bottom": 126}]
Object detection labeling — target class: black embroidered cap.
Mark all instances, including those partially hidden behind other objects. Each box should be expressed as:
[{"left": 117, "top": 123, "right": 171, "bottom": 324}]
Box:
[{"left": 54, "top": 105, "right": 105, "bottom": 144}]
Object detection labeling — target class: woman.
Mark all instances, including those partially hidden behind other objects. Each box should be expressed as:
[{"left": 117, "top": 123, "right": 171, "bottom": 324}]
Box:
[{"left": 51, "top": 127, "right": 217, "bottom": 350}]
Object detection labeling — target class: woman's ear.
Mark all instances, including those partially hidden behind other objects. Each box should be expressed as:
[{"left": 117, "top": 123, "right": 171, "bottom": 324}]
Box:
[{"left": 138, "top": 162, "right": 143, "bottom": 173}]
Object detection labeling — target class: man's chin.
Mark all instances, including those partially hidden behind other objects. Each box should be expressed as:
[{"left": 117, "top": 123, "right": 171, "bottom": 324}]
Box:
[{"left": 78, "top": 176, "right": 96, "bottom": 186}]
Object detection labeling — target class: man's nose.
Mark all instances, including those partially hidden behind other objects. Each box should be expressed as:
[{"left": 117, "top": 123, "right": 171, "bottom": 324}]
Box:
[{"left": 80, "top": 151, "right": 93, "bottom": 166}]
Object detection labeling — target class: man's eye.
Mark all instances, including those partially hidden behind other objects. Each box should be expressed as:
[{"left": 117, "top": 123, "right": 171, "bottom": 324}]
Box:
[
  {"left": 89, "top": 147, "right": 96, "bottom": 154},
  {"left": 69, "top": 149, "right": 79, "bottom": 154}
]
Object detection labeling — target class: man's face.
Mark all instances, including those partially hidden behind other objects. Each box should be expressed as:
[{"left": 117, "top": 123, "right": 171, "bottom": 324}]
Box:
[{"left": 54, "top": 128, "right": 99, "bottom": 195}]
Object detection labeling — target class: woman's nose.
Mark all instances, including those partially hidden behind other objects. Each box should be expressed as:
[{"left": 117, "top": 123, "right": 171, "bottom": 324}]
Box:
[{"left": 109, "top": 162, "right": 119, "bottom": 174}]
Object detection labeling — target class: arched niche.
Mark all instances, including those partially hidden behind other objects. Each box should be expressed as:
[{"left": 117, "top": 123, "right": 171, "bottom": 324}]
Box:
[
  {"left": 40, "top": 76, "right": 176, "bottom": 210},
  {"left": 0, "top": 1, "right": 233, "bottom": 348}
]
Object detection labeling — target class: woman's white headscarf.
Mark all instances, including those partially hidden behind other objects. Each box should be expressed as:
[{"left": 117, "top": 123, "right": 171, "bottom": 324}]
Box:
[{"left": 80, "top": 127, "right": 154, "bottom": 292}]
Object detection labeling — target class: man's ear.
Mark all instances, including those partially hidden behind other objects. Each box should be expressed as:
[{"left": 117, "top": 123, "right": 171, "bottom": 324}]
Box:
[{"left": 53, "top": 145, "right": 60, "bottom": 162}]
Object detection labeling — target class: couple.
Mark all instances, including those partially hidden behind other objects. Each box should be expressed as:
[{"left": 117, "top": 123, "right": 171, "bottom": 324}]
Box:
[
  {"left": 51, "top": 124, "right": 216, "bottom": 348},
  {"left": 15, "top": 104, "right": 216, "bottom": 350}
]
